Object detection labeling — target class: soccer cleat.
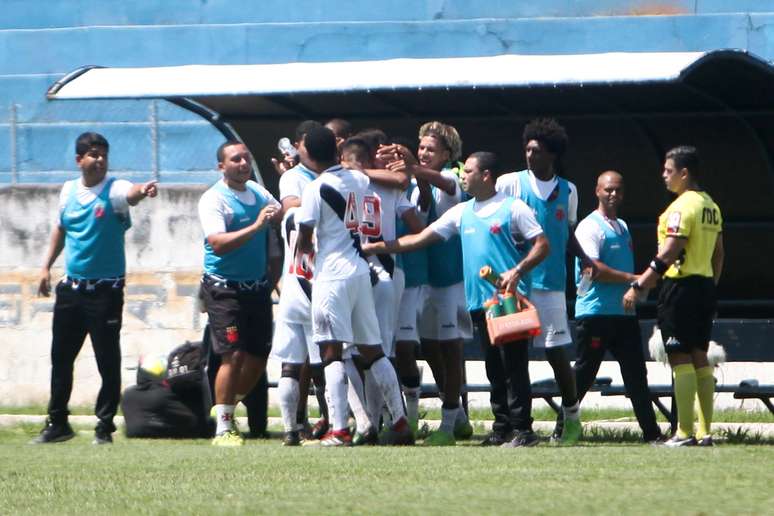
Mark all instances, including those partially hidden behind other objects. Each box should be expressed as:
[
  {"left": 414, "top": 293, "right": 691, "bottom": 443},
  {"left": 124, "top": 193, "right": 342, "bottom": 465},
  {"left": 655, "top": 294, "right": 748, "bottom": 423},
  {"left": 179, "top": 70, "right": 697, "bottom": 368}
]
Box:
[
  {"left": 30, "top": 420, "right": 75, "bottom": 444},
  {"left": 378, "top": 418, "right": 415, "bottom": 446},
  {"left": 501, "top": 430, "right": 539, "bottom": 448},
  {"left": 480, "top": 432, "right": 511, "bottom": 447},
  {"left": 697, "top": 435, "right": 714, "bottom": 447},
  {"left": 212, "top": 429, "right": 245, "bottom": 447},
  {"left": 310, "top": 418, "right": 330, "bottom": 440},
  {"left": 92, "top": 428, "right": 113, "bottom": 445},
  {"left": 282, "top": 431, "right": 301, "bottom": 447},
  {"left": 454, "top": 420, "right": 474, "bottom": 440},
  {"left": 320, "top": 429, "right": 353, "bottom": 447},
  {"left": 663, "top": 434, "right": 698, "bottom": 447},
  {"left": 559, "top": 418, "right": 582, "bottom": 446},
  {"left": 423, "top": 430, "right": 456, "bottom": 446},
  {"left": 352, "top": 427, "right": 379, "bottom": 446}
]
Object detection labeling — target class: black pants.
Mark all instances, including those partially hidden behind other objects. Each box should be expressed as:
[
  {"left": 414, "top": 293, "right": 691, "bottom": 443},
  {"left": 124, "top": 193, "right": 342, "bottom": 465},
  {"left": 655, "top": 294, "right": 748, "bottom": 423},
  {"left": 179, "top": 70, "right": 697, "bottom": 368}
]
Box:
[
  {"left": 574, "top": 316, "right": 661, "bottom": 441},
  {"left": 472, "top": 311, "right": 533, "bottom": 435},
  {"left": 48, "top": 281, "right": 124, "bottom": 432}
]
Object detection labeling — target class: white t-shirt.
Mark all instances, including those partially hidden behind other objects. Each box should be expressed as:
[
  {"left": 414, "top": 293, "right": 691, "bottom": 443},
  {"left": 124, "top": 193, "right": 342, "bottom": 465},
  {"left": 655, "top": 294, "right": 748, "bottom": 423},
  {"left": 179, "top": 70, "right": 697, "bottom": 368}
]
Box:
[
  {"left": 430, "top": 191, "right": 543, "bottom": 242},
  {"left": 279, "top": 164, "right": 317, "bottom": 201},
  {"left": 277, "top": 207, "right": 313, "bottom": 322},
  {"left": 365, "top": 183, "right": 413, "bottom": 276},
  {"left": 57, "top": 177, "right": 132, "bottom": 223},
  {"left": 431, "top": 169, "right": 463, "bottom": 218},
  {"left": 297, "top": 165, "right": 372, "bottom": 281},
  {"left": 575, "top": 211, "right": 629, "bottom": 260},
  {"left": 198, "top": 179, "right": 280, "bottom": 238},
  {"left": 495, "top": 170, "right": 578, "bottom": 226}
]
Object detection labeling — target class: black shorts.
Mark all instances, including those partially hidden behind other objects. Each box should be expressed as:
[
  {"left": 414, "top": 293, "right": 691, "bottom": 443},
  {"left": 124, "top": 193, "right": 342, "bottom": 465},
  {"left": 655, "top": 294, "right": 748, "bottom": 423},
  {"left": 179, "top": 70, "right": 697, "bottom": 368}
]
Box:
[
  {"left": 657, "top": 276, "right": 716, "bottom": 353},
  {"left": 200, "top": 276, "right": 273, "bottom": 358}
]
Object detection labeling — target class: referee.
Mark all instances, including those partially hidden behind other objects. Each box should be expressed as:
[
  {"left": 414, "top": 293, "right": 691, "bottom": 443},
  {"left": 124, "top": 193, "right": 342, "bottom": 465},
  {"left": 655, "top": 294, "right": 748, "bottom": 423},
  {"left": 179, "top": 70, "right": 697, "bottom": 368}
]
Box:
[{"left": 624, "top": 146, "right": 723, "bottom": 447}]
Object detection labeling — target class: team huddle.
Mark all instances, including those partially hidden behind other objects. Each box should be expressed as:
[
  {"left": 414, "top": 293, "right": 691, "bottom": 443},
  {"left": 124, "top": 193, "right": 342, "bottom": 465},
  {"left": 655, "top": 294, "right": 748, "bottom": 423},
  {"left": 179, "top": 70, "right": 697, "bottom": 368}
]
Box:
[{"left": 32, "top": 118, "right": 723, "bottom": 449}]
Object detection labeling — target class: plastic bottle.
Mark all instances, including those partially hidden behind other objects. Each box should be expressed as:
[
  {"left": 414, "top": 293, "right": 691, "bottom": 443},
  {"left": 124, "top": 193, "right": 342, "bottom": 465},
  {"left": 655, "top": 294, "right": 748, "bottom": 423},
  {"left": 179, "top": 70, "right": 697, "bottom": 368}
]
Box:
[
  {"left": 577, "top": 270, "right": 592, "bottom": 297},
  {"left": 484, "top": 298, "right": 503, "bottom": 318},
  {"left": 277, "top": 137, "right": 298, "bottom": 158},
  {"left": 479, "top": 265, "right": 500, "bottom": 287},
  {"left": 501, "top": 293, "right": 518, "bottom": 314}
]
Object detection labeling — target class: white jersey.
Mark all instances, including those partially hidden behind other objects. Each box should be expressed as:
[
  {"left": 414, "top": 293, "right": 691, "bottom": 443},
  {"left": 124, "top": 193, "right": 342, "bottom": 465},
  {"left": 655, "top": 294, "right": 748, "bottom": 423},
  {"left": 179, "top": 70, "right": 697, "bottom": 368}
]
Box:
[
  {"left": 276, "top": 166, "right": 318, "bottom": 323},
  {"left": 496, "top": 169, "right": 578, "bottom": 226},
  {"left": 364, "top": 183, "right": 413, "bottom": 278},
  {"left": 297, "top": 165, "right": 371, "bottom": 281}
]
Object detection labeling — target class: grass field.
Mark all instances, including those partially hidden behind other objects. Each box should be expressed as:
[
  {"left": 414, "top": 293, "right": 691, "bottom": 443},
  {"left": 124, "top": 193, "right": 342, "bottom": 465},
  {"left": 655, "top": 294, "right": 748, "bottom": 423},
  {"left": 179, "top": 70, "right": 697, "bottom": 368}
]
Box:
[{"left": 2, "top": 425, "right": 774, "bottom": 515}]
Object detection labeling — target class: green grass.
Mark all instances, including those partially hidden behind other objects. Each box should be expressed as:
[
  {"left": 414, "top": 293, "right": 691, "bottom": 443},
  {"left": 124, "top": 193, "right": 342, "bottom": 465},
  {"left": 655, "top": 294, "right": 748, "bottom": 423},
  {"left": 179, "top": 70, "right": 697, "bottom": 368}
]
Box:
[{"left": 1, "top": 427, "right": 774, "bottom": 515}]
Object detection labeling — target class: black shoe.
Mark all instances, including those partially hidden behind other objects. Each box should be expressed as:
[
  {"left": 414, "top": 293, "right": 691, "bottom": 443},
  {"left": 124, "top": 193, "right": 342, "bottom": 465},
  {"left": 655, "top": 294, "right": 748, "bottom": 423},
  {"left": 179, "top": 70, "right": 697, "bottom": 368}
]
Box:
[
  {"left": 480, "top": 431, "right": 511, "bottom": 447},
  {"left": 310, "top": 418, "right": 329, "bottom": 440},
  {"left": 352, "top": 427, "right": 378, "bottom": 446},
  {"left": 697, "top": 435, "right": 714, "bottom": 447},
  {"left": 282, "top": 431, "right": 301, "bottom": 446},
  {"left": 30, "top": 420, "right": 75, "bottom": 444},
  {"left": 93, "top": 428, "right": 113, "bottom": 445},
  {"left": 663, "top": 434, "right": 698, "bottom": 447},
  {"left": 501, "top": 430, "right": 540, "bottom": 448}
]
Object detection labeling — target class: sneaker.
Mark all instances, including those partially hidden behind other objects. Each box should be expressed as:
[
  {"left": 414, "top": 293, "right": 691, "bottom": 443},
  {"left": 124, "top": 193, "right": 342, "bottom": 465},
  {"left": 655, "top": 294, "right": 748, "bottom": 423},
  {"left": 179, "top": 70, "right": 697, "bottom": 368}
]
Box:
[
  {"left": 378, "top": 418, "right": 415, "bottom": 446},
  {"left": 30, "top": 420, "right": 75, "bottom": 444},
  {"left": 423, "top": 430, "right": 456, "bottom": 446},
  {"left": 501, "top": 430, "right": 540, "bottom": 448},
  {"left": 646, "top": 434, "right": 668, "bottom": 446},
  {"left": 212, "top": 429, "right": 245, "bottom": 447},
  {"left": 282, "top": 431, "right": 301, "bottom": 447},
  {"left": 453, "top": 420, "right": 474, "bottom": 441},
  {"left": 560, "top": 418, "right": 582, "bottom": 446},
  {"left": 310, "top": 418, "right": 329, "bottom": 440},
  {"left": 663, "top": 434, "right": 698, "bottom": 447},
  {"left": 480, "top": 432, "right": 510, "bottom": 447},
  {"left": 352, "top": 427, "right": 378, "bottom": 446},
  {"left": 320, "top": 429, "right": 352, "bottom": 447},
  {"left": 92, "top": 429, "right": 113, "bottom": 445},
  {"left": 697, "top": 435, "right": 714, "bottom": 447}
]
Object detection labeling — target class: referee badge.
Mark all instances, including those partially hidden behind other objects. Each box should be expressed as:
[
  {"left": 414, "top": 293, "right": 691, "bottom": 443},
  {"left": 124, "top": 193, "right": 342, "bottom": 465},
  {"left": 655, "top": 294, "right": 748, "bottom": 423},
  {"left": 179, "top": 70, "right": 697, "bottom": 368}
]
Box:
[{"left": 666, "top": 211, "right": 681, "bottom": 234}]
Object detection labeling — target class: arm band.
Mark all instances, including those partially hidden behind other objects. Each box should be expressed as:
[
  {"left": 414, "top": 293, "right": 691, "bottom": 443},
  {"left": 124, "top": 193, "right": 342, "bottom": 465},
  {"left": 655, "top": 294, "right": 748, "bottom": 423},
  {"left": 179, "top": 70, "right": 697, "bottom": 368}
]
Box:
[{"left": 649, "top": 258, "right": 669, "bottom": 275}]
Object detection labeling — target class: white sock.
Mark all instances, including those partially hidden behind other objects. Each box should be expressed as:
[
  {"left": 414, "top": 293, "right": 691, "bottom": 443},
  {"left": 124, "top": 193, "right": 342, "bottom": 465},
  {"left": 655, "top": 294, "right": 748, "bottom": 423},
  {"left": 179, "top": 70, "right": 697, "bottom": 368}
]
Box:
[
  {"left": 215, "top": 404, "right": 235, "bottom": 435},
  {"left": 367, "top": 357, "right": 406, "bottom": 424},
  {"left": 364, "top": 368, "right": 386, "bottom": 429},
  {"left": 403, "top": 385, "right": 421, "bottom": 424},
  {"left": 440, "top": 407, "right": 459, "bottom": 434},
  {"left": 278, "top": 377, "right": 300, "bottom": 433},
  {"left": 324, "top": 360, "right": 349, "bottom": 432},
  {"left": 344, "top": 359, "right": 372, "bottom": 434},
  {"left": 563, "top": 401, "right": 581, "bottom": 422}
]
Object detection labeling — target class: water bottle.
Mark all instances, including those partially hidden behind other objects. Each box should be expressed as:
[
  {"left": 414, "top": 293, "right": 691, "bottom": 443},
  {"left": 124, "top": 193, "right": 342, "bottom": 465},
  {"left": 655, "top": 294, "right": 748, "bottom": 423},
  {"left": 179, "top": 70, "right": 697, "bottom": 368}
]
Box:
[
  {"left": 277, "top": 137, "right": 298, "bottom": 158},
  {"left": 577, "top": 271, "right": 592, "bottom": 297}
]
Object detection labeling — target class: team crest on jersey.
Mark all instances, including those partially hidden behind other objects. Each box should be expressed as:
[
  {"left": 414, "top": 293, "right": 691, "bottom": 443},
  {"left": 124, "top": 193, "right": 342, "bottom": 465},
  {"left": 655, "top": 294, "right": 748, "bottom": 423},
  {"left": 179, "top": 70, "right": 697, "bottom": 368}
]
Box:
[
  {"left": 666, "top": 211, "right": 681, "bottom": 234},
  {"left": 591, "top": 337, "right": 602, "bottom": 349},
  {"left": 555, "top": 206, "right": 565, "bottom": 221},
  {"left": 225, "top": 326, "right": 239, "bottom": 344},
  {"left": 489, "top": 223, "right": 501, "bottom": 234},
  {"left": 94, "top": 203, "right": 105, "bottom": 218}
]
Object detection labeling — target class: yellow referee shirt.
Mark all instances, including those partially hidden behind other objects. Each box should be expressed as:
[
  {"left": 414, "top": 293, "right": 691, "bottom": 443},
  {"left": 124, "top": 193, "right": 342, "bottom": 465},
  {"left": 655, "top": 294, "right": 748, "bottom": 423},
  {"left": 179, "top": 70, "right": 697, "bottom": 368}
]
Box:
[{"left": 657, "top": 190, "right": 722, "bottom": 279}]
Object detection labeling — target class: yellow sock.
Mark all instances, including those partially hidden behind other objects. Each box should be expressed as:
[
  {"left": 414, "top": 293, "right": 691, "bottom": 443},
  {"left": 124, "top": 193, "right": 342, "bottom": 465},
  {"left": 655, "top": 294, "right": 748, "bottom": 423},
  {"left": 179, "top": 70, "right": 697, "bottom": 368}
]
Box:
[
  {"left": 673, "top": 364, "right": 697, "bottom": 439},
  {"left": 695, "top": 366, "right": 715, "bottom": 439}
]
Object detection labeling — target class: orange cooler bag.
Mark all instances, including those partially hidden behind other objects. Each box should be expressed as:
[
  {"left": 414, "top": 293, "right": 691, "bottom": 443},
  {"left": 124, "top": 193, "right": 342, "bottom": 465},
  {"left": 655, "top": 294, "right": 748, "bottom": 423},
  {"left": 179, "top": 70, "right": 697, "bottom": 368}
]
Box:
[{"left": 486, "top": 296, "right": 542, "bottom": 345}]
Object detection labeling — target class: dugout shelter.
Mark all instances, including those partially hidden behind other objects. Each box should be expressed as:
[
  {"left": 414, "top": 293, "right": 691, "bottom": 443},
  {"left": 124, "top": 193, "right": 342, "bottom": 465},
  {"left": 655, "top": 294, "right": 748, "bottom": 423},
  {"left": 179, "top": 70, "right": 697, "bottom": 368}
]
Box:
[{"left": 47, "top": 50, "right": 774, "bottom": 319}]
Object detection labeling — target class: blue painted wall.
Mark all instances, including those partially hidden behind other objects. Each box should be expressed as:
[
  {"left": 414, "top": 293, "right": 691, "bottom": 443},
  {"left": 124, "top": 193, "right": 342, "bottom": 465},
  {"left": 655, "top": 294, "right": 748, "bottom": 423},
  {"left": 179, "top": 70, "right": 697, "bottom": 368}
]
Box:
[{"left": 1, "top": 0, "right": 773, "bottom": 183}]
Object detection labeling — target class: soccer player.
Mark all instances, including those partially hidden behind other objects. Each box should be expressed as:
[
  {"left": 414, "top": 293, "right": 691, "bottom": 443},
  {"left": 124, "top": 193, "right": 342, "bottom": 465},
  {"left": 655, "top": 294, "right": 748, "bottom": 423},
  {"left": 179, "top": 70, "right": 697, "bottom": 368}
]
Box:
[
  {"left": 296, "top": 126, "right": 413, "bottom": 446},
  {"left": 364, "top": 151, "right": 549, "bottom": 447},
  {"left": 199, "top": 141, "right": 282, "bottom": 446},
  {"left": 573, "top": 171, "right": 663, "bottom": 443},
  {"left": 33, "top": 132, "right": 158, "bottom": 445},
  {"left": 495, "top": 118, "right": 590, "bottom": 445},
  {"left": 378, "top": 121, "right": 473, "bottom": 446},
  {"left": 624, "top": 146, "right": 723, "bottom": 447}
]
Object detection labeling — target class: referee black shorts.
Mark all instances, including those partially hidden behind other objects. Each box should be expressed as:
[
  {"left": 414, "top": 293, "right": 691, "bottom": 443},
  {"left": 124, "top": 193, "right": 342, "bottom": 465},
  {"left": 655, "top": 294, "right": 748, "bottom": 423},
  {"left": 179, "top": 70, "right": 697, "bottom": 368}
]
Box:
[
  {"left": 200, "top": 275, "right": 273, "bottom": 358},
  {"left": 657, "top": 275, "right": 716, "bottom": 353}
]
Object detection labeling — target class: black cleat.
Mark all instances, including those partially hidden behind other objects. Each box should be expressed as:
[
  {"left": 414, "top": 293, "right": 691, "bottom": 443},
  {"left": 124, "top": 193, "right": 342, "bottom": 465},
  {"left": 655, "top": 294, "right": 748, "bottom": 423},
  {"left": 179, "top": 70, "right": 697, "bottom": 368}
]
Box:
[
  {"left": 31, "top": 420, "right": 75, "bottom": 444},
  {"left": 92, "top": 428, "right": 113, "bottom": 445},
  {"left": 501, "top": 430, "right": 540, "bottom": 448},
  {"left": 283, "top": 430, "right": 301, "bottom": 446},
  {"left": 479, "top": 432, "right": 511, "bottom": 447},
  {"left": 352, "top": 427, "right": 379, "bottom": 446}
]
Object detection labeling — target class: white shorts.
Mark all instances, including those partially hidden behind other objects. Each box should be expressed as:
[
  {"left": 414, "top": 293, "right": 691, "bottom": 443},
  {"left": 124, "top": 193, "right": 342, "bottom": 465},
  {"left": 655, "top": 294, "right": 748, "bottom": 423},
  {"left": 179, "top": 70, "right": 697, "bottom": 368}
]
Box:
[
  {"left": 531, "top": 290, "right": 573, "bottom": 349},
  {"left": 312, "top": 274, "right": 381, "bottom": 346},
  {"left": 395, "top": 285, "right": 426, "bottom": 343},
  {"left": 270, "top": 319, "right": 321, "bottom": 365},
  {"left": 372, "top": 268, "right": 405, "bottom": 357},
  {"left": 419, "top": 282, "right": 473, "bottom": 341}
]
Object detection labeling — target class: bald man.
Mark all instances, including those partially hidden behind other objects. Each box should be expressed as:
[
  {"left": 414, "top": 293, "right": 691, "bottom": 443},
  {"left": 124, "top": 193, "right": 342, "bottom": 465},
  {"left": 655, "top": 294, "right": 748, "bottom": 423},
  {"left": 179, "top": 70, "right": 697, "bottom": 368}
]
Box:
[{"left": 572, "top": 171, "right": 663, "bottom": 443}]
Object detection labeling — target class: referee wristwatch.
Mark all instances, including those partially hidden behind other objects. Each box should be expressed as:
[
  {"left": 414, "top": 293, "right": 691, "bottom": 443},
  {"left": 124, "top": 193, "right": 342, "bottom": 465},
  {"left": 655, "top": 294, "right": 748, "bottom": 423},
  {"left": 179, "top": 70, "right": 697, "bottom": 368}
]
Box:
[{"left": 630, "top": 280, "right": 644, "bottom": 291}]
